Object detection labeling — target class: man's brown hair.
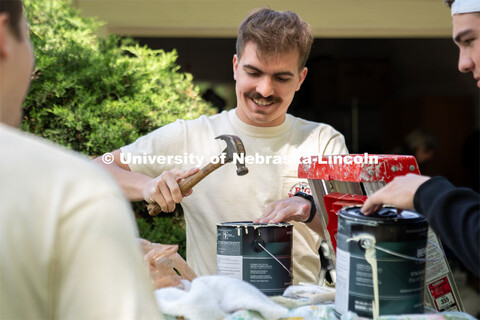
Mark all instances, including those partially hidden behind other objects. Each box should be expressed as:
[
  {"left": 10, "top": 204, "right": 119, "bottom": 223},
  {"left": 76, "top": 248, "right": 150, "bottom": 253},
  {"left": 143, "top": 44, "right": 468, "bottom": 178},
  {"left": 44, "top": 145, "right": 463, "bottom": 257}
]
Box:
[
  {"left": 236, "top": 8, "right": 313, "bottom": 70},
  {"left": 0, "top": 0, "right": 24, "bottom": 40}
]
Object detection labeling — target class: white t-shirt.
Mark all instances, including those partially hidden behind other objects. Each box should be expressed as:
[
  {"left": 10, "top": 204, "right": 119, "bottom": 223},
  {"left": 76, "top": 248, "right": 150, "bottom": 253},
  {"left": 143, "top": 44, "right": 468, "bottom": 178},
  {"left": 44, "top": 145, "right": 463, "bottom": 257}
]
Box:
[
  {"left": 122, "top": 109, "right": 347, "bottom": 283},
  {"left": 0, "top": 124, "right": 163, "bottom": 320}
]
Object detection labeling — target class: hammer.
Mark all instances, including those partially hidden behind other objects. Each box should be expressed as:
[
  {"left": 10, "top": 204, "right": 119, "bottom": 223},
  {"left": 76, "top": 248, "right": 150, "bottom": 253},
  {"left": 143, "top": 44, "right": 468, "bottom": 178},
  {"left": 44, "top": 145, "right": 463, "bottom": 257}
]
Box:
[{"left": 147, "top": 134, "right": 248, "bottom": 216}]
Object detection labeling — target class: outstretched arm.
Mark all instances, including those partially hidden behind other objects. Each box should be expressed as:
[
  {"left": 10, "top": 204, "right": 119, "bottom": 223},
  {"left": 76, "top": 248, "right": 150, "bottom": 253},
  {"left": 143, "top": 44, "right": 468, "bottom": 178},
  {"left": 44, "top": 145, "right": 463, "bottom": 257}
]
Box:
[
  {"left": 94, "top": 149, "right": 198, "bottom": 212},
  {"left": 361, "top": 174, "right": 430, "bottom": 214},
  {"left": 362, "top": 174, "right": 480, "bottom": 276}
]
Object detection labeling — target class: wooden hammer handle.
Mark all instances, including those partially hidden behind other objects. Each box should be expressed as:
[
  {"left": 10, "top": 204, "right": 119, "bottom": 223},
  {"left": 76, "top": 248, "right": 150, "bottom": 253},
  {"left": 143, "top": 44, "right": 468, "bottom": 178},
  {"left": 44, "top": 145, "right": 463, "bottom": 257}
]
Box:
[{"left": 147, "top": 161, "right": 225, "bottom": 216}]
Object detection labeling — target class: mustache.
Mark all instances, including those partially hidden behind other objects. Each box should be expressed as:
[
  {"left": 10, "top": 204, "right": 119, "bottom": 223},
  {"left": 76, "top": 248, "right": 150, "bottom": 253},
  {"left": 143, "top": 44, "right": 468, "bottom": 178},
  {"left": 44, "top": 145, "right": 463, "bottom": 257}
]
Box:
[{"left": 245, "top": 92, "right": 282, "bottom": 104}]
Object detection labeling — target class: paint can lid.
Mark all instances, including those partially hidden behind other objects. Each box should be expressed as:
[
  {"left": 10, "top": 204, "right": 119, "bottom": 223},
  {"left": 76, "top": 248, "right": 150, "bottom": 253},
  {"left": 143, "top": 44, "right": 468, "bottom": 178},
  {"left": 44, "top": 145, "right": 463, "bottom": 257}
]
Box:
[
  {"left": 217, "top": 221, "right": 292, "bottom": 227},
  {"left": 339, "top": 206, "right": 426, "bottom": 224}
]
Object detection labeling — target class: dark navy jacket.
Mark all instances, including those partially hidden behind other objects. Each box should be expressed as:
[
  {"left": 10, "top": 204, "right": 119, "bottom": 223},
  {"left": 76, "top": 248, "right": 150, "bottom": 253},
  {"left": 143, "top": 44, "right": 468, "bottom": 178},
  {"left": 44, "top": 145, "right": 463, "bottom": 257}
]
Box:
[{"left": 414, "top": 176, "right": 480, "bottom": 276}]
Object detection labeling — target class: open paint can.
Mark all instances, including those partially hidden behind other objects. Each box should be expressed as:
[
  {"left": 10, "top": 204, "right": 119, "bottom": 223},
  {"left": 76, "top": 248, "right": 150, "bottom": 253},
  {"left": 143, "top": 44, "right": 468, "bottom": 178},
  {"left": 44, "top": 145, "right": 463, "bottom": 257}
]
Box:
[
  {"left": 334, "top": 206, "right": 429, "bottom": 318},
  {"left": 216, "top": 221, "right": 293, "bottom": 296}
]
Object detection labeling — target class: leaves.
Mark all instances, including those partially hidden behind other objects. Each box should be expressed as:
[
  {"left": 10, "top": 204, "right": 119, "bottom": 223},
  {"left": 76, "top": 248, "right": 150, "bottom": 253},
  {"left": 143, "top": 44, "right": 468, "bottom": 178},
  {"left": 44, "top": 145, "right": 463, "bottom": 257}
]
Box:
[
  {"left": 22, "top": 0, "right": 216, "bottom": 249},
  {"left": 137, "top": 216, "right": 187, "bottom": 258},
  {"left": 22, "top": 0, "right": 216, "bottom": 157}
]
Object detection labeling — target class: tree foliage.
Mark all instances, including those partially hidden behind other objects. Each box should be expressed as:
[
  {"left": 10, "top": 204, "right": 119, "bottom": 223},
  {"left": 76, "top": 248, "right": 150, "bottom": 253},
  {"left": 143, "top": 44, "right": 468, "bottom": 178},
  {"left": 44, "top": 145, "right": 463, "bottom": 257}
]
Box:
[
  {"left": 22, "top": 0, "right": 216, "bottom": 156},
  {"left": 22, "top": 0, "right": 216, "bottom": 257}
]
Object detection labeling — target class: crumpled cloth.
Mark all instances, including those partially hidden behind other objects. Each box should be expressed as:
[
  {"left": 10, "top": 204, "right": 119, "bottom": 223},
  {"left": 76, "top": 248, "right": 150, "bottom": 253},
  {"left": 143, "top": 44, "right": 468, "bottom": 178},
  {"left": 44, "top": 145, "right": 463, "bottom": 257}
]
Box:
[
  {"left": 280, "top": 305, "right": 477, "bottom": 320},
  {"left": 154, "top": 275, "right": 288, "bottom": 320}
]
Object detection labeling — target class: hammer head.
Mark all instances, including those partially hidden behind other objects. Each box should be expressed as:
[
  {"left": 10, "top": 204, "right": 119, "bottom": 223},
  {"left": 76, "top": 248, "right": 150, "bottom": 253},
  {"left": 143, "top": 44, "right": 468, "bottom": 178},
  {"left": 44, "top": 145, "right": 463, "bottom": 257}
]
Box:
[{"left": 216, "top": 134, "right": 249, "bottom": 176}]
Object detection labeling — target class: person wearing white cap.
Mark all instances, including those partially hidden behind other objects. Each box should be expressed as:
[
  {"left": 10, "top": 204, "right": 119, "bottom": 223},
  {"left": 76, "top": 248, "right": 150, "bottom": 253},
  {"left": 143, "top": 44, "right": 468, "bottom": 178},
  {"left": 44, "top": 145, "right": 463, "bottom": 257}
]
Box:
[
  {"left": 362, "top": 0, "right": 480, "bottom": 277},
  {"left": 446, "top": 0, "right": 480, "bottom": 87}
]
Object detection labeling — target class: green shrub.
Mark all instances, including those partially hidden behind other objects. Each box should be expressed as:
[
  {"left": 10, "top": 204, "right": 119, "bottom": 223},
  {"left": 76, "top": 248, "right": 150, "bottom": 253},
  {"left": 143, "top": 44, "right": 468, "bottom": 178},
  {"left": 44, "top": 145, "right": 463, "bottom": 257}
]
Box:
[
  {"left": 137, "top": 215, "right": 187, "bottom": 257},
  {"left": 22, "top": 0, "right": 216, "bottom": 256},
  {"left": 133, "top": 203, "right": 187, "bottom": 258}
]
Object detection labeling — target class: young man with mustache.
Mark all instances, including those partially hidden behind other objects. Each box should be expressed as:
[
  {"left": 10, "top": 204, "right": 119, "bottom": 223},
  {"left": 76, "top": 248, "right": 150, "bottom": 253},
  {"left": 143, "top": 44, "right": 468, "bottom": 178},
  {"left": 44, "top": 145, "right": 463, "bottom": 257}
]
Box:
[
  {"left": 362, "top": 0, "right": 479, "bottom": 277},
  {"left": 97, "top": 8, "right": 347, "bottom": 284}
]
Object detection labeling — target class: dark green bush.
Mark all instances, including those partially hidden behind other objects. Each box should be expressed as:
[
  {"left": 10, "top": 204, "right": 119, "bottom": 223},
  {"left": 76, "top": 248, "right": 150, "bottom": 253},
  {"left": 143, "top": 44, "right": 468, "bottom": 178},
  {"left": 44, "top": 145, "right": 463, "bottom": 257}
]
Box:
[
  {"left": 22, "top": 0, "right": 216, "bottom": 257},
  {"left": 137, "top": 215, "right": 187, "bottom": 257}
]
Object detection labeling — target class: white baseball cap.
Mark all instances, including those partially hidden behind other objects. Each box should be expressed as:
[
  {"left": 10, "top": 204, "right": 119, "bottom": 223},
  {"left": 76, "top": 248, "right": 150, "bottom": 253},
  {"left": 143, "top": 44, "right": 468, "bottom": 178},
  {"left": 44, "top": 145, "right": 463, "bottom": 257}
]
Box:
[{"left": 451, "top": 0, "right": 480, "bottom": 16}]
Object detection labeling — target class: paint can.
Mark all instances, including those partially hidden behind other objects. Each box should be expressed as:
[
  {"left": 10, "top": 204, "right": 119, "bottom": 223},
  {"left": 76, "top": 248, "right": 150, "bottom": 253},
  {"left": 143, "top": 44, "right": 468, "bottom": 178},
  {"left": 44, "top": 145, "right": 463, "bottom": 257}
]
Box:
[
  {"left": 334, "top": 206, "right": 428, "bottom": 319},
  {"left": 216, "top": 221, "right": 293, "bottom": 296}
]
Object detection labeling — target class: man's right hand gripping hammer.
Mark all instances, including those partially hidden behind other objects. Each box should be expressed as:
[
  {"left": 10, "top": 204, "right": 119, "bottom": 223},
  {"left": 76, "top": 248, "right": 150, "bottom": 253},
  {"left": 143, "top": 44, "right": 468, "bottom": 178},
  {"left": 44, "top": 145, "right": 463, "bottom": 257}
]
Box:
[{"left": 145, "top": 134, "right": 248, "bottom": 216}]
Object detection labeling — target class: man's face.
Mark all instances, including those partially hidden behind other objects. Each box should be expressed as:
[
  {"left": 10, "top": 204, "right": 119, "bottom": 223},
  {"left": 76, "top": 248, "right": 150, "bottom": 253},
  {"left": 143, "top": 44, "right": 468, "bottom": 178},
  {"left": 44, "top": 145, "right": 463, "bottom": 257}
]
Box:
[
  {"left": 452, "top": 13, "right": 480, "bottom": 88},
  {"left": 0, "top": 15, "right": 34, "bottom": 126},
  {"left": 233, "top": 42, "right": 307, "bottom": 127}
]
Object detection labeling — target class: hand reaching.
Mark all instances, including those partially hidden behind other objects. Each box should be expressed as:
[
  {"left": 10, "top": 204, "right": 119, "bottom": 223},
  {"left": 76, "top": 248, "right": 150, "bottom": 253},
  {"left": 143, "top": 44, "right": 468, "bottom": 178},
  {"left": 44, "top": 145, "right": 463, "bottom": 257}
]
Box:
[{"left": 361, "top": 174, "right": 430, "bottom": 215}]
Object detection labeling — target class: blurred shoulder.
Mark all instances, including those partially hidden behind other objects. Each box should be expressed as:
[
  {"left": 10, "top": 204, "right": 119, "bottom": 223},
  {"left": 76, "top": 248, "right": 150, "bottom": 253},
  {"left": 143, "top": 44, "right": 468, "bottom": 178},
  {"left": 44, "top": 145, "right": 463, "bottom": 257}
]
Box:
[{"left": 0, "top": 124, "right": 123, "bottom": 194}]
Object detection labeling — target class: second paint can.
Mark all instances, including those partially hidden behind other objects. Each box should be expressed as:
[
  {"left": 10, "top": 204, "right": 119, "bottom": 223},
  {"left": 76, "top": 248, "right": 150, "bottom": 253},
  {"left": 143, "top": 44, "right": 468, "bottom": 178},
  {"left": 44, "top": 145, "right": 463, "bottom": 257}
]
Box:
[
  {"left": 216, "top": 221, "right": 293, "bottom": 296},
  {"left": 335, "top": 206, "right": 429, "bottom": 318}
]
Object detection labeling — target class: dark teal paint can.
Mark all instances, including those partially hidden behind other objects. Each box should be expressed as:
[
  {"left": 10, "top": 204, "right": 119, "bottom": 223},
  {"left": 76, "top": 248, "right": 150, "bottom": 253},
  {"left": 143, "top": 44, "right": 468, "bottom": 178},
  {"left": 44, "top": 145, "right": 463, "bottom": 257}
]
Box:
[
  {"left": 334, "top": 207, "right": 428, "bottom": 318},
  {"left": 216, "top": 222, "right": 293, "bottom": 296}
]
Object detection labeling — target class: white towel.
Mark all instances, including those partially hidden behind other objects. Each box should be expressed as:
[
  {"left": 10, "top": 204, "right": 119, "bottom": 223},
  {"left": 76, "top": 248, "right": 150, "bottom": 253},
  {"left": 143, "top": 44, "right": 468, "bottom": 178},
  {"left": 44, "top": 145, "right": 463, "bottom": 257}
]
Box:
[{"left": 155, "top": 275, "right": 288, "bottom": 320}]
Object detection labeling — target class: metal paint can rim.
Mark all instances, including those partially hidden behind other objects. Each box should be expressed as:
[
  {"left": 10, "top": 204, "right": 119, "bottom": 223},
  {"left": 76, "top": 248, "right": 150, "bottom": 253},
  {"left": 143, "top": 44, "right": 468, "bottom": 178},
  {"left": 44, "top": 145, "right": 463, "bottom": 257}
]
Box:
[
  {"left": 339, "top": 206, "right": 426, "bottom": 225},
  {"left": 217, "top": 221, "right": 293, "bottom": 227}
]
